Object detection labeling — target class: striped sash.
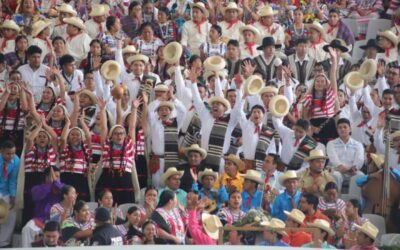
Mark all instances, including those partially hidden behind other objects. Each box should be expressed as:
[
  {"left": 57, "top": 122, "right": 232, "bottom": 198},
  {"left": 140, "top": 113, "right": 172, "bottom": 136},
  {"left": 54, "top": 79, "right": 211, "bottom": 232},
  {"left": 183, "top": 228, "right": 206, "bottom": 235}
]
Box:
[
  {"left": 182, "top": 112, "right": 202, "bottom": 148},
  {"left": 206, "top": 115, "right": 230, "bottom": 172},
  {"left": 254, "top": 55, "right": 276, "bottom": 81},
  {"left": 288, "top": 135, "right": 317, "bottom": 170},
  {"left": 254, "top": 126, "right": 275, "bottom": 171},
  {"left": 226, "top": 59, "right": 242, "bottom": 79},
  {"left": 228, "top": 124, "right": 242, "bottom": 155},
  {"left": 264, "top": 113, "right": 280, "bottom": 153},
  {"left": 164, "top": 118, "right": 179, "bottom": 170}
]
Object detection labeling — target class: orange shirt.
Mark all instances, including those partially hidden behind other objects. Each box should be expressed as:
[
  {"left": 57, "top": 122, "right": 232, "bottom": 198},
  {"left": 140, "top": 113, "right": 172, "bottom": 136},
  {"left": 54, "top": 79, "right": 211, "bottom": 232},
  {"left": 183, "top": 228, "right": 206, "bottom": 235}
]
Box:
[
  {"left": 304, "top": 210, "right": 331, "bottom": 225},
  {"left": 282, "top": 231, "right": 312, "bottom": 247}
]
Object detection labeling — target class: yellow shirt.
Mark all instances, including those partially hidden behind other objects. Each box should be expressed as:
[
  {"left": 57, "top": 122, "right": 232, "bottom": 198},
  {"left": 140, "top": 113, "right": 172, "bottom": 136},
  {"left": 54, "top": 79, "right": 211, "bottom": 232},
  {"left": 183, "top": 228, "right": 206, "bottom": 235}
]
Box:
[
  {"left": 214, "top": 172, "right": 244, "bottom": 193},
  {"left": 298, "top": 168, "right": 335, "bottom": 196}
]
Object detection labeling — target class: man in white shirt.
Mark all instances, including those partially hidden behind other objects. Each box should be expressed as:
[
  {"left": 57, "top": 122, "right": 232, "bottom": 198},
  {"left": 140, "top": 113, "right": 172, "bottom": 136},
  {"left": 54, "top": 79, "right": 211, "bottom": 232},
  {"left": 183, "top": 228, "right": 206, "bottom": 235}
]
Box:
[
  {"left": 85, "top": 4, "right": 108, "bottom": 39},
  {"left": 327, "top": 118, "right": 365, "bottom": 191},
  {"left": 59, "top": 54, "right": 84, "bottom": 92},
  {"left": 218, "top": 2, "right": 245, "bottom": 42},
  {"left": 64, "top": 17, "right": 91, "bottom": 65},
  {"left": 18, "top": 45, "right": 50, "bottom": 103},
  {"left": 252, "top": 5, "right": 284, "bottom": 44},
  {"left": 307, "top": 23, "right": 329, "bottom": 63}
]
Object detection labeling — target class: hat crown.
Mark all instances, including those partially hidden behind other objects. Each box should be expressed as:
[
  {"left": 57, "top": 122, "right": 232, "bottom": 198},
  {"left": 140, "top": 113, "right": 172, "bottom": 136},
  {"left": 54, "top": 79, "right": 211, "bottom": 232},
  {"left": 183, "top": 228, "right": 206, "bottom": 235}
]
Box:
[
  {"left": 268, "top": 218, "right": 286, "bottom": 229},
  {"left": 261, "top": 37, "right": 276, "bottom": 47},
  {"left": 288, "top": 209, "right": 305, "bottom": 222},
  {"left": 308, "top": 149, "right": 326, "bottom": 159},
  {"left": 245, "top": 169, "right": 262, "bottom": 179},
  {"left": 226, "top": 2, "right": 239, "bottom": 8},
  {"left": 360, "top": 221, "right": 379, "bottom": 239}
]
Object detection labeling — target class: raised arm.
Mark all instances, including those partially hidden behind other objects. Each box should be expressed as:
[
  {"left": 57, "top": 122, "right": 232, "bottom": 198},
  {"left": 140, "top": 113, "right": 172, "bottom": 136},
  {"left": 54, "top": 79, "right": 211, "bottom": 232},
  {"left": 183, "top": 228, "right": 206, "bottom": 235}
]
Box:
[
  {"left": 174, "top": 65, "right": 192, "bottom": 108},
  {"left": 22, "top": 86, "right": 41, "bottom": 124},
  {"left": 69, "top": 91, "right": 81, "bottom": 128},
  {"left": 328, "top": 47, "right": 338, "bottom": 97},
  {"left": 129, "top": 97, "right": 142, "bottom": 141},
  {"left": 0, "top": 86, "right": 10, "bottom": 113},
  {"left": 79, "top": 115, "right": 92, "bottom": 148},
  {"left": 141, "top": 92, "right": 149, "bottom": 135},
  {"left": 97, "top": 98, "right": 108, "bottom": 146},
  {"left": 189, "top": 69, "right": 209, "bottom": 121},
  {"left": 214, "top": 72, "right": 224, "bottom": 97},
  {"left": 59, "top": 116, "right": 71, "bottom": 153},
  {"left": 19, "top": 81, "right": 28, "bottom": 112},
  {"left": 42, "top": 116, "right": 59, "bottom": 151}
]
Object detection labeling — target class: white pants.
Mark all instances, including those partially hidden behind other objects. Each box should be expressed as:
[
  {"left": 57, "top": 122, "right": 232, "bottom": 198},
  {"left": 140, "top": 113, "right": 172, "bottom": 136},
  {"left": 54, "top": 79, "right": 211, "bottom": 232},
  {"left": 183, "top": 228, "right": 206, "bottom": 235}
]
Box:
[
  {"left": 332, "top": 170, "right": 364, "bottom": 192},
  {"left": 152, "top": 158, "right": 165, "bottom": 189},
  {"left": 21, "top": 219, "right": 42, "bottom": 247},
  {"left": 0, "top": 196, "right": 16, "bottom": 247}
]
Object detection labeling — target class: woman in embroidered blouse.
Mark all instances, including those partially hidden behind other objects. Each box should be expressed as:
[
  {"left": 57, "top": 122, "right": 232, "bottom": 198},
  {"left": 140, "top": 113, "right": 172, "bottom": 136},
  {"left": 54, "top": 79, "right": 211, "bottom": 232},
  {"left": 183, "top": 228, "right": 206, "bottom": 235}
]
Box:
[
  {"left": 133, "top": 22, "right": 165, "bottom": 59},
  {"left": 141, "top": 220, "right": 168, "bottom": 244},
  {"left": 139, "top": 186, "right": 158, "bottom": 224},
  {"left": 96, "top": 189, "right": 124, "bottom": 223},
  {"left": 87, "top": 98, "right": 108, "bottom": 165},
  {"left": 155, "top": 7, "right": 178, "bottom": 44},
  {"left": 50, "top": 185, "right": 77, "bottom": 224},
  {"left": 12, "top": 0, "right": 43, "bottom": 36},
  {"left": 217, "top": 190, "right": 246, "bottom": 226},
  {"left": 200, "top": 24, "right": 227, "bottom": 61},
  {"left": 101, "top": 15, "right": 128, "bottom": 59},
  {"left": 150, "top": 189, "right": 185, "bottom": 244},
  {"left": 302, "top": 47, "right": 339, "bottom": 145},
  {"left": 95, "top": 98, "right": 141, "bottom": 205},
  {"left": 285, "top": 8, "right": 308, "bottom": 52},
  {"left": 79, "top": 39, "right": 103, "bottom": 71},
  {"left": 61, "top": 200, "right": 95, "bottom": 246}
]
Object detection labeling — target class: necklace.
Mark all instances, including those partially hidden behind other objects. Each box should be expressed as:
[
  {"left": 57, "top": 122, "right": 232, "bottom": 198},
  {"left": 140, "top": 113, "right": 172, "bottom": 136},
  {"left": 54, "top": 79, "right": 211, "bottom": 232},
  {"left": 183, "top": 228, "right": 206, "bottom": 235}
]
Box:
[{"left": 293, "top": 24, "right": 304, "bottom": 36}]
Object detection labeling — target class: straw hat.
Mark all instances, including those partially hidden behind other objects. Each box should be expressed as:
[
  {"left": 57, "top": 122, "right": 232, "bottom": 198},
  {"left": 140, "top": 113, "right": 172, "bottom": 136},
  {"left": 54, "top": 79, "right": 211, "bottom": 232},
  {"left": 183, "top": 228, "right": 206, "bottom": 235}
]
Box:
[
  {"left": 284, "top": 209, "right": 306, "bottom": 225},
  {"left": 261, "top": 218, "right": 288, "bottom": 236},
  {"left": 122, "top": 45, "right": 138, "bottom": 55},
  {"left": 358, "top": 59, "right": 377, "bottom": 80},
  {"left": 202, "top": 213, "right": 223, "bottom": 240},
  {"left": 154, "top": 84, "right": 169, "bottom": 92},
  {"left": 204, "top": 56, "right": 226, "bottom": 72},
  {"left": 222, "top": 2, "right": 243, "bottom": 16},
  {"left": 391, "top": 130, "right": 400, "bottom": 140},
  {"left": 31, "top": 20, "right": 52, "bottom": 37},
  {"left": 378, "top": 30, "right": 399, "bottom": 46},
  {"left": 244, "top": 75, "right": 264, "bottom": 96},
  {"left": 127, "top": 54, "right": 149, "bottom": 65},
  {"left": 240, "top": 25, "right": 261, "bottom": 43},
  {"left": 198, "top": 168, "right": 219, "bottom": 183},
  {"left": 258, "top": 5, "right": 278, "bottom": 17},
  {"left": 157, "top": 101, "right": 174, "bottom": 111},
  {"left": 0, "top": 199, "right": 9, "bottom": 224},
  {"left": 64, "top": 17, "right": 86, "bottom": 31},
  {"left": 1, "top": 20, "right": 21, "bottom": 32},
  {"left": 307, "top": 219, "right": 335, "bottom": 236},
  {"left": 279, "top": 170, "right": 299, "bottom": 185},
  {"left": 204, "top": 70, "right": 228, "bottom": 81},
  {"left": 269, "top": 95, "right": 290, "bottom": 118},
  {"left": 370, "top": 153, "right": 384, "bottom": 168},
  {"left": 354, "top": 221, "right": 379, "bottom": 240},
  {"left": 306, "top": 23, "right": 327, "bottom": 41},
  {"left": 80, "top": 89, "right": 97, "bottom": 105},
  {"left": 241, "top": 169, "right": 264, "bottom": 184},
  {"left": 89, "top": 4, "right": 110, "bottom": 17},
  {"left": 259, "top": 86, "right": 278, "bottom": 95},
  {"left": 183, "top": 144, "right": 207, "bottom": 158},
  {"left": 163, "top": 42, "right": 183, "bottom": 64},
  {"left": 304, "top": 149, "right": 328, "bottom": 162},
  {"left": 160, "top": 167, "right": 184, "bottom": 186},
  {"left": 344, "top": 71, "right": 365, "bottom": 91},
  {"left": 57, "top": 3, "right": 77, "bottom": 16},
  {"left": 190, "top": 2, "right": 209, "bottom": 18},
  {"left": 100, "top": 60, "right": 121, "bottom": 81},
  {"left": 208, "top": 96, "right": 231, "bottom": 111},
  {"left": 224, "top": 154, "right": 245, "bottom": 172}
]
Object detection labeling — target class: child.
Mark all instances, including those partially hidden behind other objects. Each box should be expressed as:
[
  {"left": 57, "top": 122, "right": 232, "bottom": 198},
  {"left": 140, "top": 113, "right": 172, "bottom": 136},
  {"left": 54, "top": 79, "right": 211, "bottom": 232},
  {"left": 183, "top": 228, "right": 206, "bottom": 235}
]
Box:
[
  {"left": 0, "top": 20, "right": 20, "bottom": 54},
  {"left": 239, "top": 25, "right": 260, "bottom": 59},
  {"left": 199, "top": 24, "right": 227, "bottom": 60}
]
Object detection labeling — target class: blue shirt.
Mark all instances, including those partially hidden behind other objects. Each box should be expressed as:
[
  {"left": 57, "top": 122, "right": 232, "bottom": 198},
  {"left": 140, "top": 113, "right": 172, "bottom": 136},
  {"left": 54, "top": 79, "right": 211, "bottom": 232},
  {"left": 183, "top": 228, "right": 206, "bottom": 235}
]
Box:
[
  {"left": 241, "top": 190, "right": 263, "bottom": 212},
  {"left": 191, "top": 183, "right": 228, "bottom": 209},
  {"left": 258, "top": 240, "right": 289, "bottom": 246},
  {"left": 356, "top": 168, "right": 400, "bottom": 187},
  {"left": 0, "top": 155, "right": 20, "bottom": 197},
  {"left": 272, "top": 190, "right": 302, "bottom": 221},
  {"left": 302, "top": 241, "right": 336, "bottom": 249}
]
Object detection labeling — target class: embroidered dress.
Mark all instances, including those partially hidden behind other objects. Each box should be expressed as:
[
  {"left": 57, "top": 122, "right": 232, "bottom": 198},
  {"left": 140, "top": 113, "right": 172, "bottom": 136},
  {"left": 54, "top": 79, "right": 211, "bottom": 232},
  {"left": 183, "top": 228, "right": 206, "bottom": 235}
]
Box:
[
  {"left": 152, "top": 207, "right": 185, "bottom": 243},
  {"left": 217, "top": 207, "right": 246, "bottom": 225},
  {"left": 61, "top": 217, "right": 95, "bottom": 245},
  {"left": 0, "top": 102, "right": 27, "bottom": 155},
  {"left": 133, "top": 38, "right": 164, "bottom": 58},
  {"left": 200, "top": 42, "right": 227, "bottom": 58},
  {"left": 155, "top": 21, "right": 178, "bottom": 43}
]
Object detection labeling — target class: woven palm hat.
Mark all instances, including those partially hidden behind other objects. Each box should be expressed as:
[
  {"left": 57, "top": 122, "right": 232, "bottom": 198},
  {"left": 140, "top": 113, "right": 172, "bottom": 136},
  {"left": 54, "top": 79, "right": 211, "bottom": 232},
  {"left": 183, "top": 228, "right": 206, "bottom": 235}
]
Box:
[
  {"left": 31, "top": 20, "right": 52, "bottom": 37},
  {"left": 160, "top": 167, "right": 184, "bottom": 186},
  {"left": 127, "top": 54, "right": 149, "bottom": 65},
  {"left": 183, "top": 144, "right": 207, "bottom": 158},
  {"left": 89, "top": 4, "right": 110, "bottom": 17},
  {"left": 284, "top": 209, "right": 306, "bottom": 225},
  {"left": 241, "top": 169, "right": 264, "bottom": 184},
  {"left": 57, "top": 3, "right": 77, "bottom": 16},
  {"left": 221, "top": 2, "right": 243, "bottom": 16},
  {"left": 1, "top": 20, "right": 21, "bottom": 32},
  {"left": 269, "top": 95, "right": 290, "bottom": 118},
  {"left": 198, "top": 168, "right": 219, "bottom": 183},
  {"left": 204, "top": 56, "right": 226, "bottom": 72},
  {"left": 64, "top": 17, "right": 86, "bottom": 31},
  {"left": 304, "top": 149, "right": 328, "bottom": 162},
  {"left": 307, "top": 219, "right": 335, "bottom": 236},
  {"left": 358, "top": 59, "right": 377, "bottom": 80},
  {"left": 354, "top": 221, "right": 379, "bottom": 240},
  {"left": 100, "top": 60, "right": 121, "bottom": 81},
  {"left": 202, "top": 213, "right": 223, "bottom": 240},
  {"left": 163, "top": 41, "right": 183, "bottom": 64}
]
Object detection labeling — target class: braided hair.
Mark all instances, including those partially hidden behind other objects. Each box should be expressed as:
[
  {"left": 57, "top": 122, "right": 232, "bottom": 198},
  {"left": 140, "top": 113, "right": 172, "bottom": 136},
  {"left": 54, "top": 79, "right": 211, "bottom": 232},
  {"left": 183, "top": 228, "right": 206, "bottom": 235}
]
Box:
[{"left": 310, "top": 74, "right": 328, "bottom": 117}]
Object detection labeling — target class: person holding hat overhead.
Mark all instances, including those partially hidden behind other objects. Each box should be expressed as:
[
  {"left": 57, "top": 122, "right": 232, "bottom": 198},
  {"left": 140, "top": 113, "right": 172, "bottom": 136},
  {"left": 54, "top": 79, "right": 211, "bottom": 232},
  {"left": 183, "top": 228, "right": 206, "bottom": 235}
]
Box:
[
  {"left": 272, "top": 170, "right": 302, "bottom": 221},
  {"left": 176, "top": 144, "right": 206, "bottom": 192},
  {"left": 323, "top": 9, "right": 355, "bottom": 46},
  {"left": 181, "top": 2, "right": 211, "bottom": 56},
  {"left": 302, "top": 219, "right": 336, "bottom": 248},
  {"left": 322, "top": 39, "right": 352, "bottom": 85},
  {"left": 241, "top": 169, "right": 264, "bottom": 212},
  {"left": 85, "top": 4, "right": 109, "bottom": 39},
  {"left": 358, "top": 39, "right": 385, "bottom": 64},
  {"left": 258, "top": 218, "right": 289, "bottom": 246},
  {"left": 218, "top": 2, "right": 245, "bottom": 42},
  {"left": 64, "top": 17, "right": 91, "bottom": 64},
  {"left": 377, "top": 30, "right": 399, "bottom": 63},
  {"left": 239, "top": 25, "right": 261, "bottom": 59},
  {"left": 253, "top": 37, "right": 282, "bottom": 82},
  {"left": 307, "top": 22, "right": 329, "bottom": 63},
  {"left": 214, "top": 154, "right": 245, "bottom": 193},
  {"left": 350, "top": 221, "right": 379, "bottom": 250},
  {"left": 0, "top": 20, "right": 20, "bottom": 54},
  {"left": 282, "top": 209, "right": 312, "bottom": 247},
  {"left": 51, "top": 3, "right": 77, "bottom": 40},
  {"left": 252, "top": 5, "right": 284, "bottom": 45}
]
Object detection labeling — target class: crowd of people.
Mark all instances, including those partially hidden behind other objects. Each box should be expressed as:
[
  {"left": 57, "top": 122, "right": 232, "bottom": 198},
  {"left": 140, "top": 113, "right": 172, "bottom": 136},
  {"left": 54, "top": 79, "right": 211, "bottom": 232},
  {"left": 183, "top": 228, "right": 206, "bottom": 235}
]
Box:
[{"left": 0, "top": 0, "right": 399, "bottom": 248}]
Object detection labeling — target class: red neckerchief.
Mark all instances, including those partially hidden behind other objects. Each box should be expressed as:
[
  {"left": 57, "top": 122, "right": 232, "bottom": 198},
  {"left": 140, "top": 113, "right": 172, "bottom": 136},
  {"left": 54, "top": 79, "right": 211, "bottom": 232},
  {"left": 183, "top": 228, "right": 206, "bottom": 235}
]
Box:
[
  {"left": 254, "top": 124, "right": 260, "bottom": 134},
  {"left": 357, "top": 120, "right": 370, "bottom": 128},
  {"left": 227, "top": 19, "right": 239, "bottom": 29},
  {"left": 245, "top": 192, "right": 253, "bottom": 207},
  {"left": 37, "top": 36, "right": 53, "bottom": 50},
  {"left": 3, "top": 162, "right": 9, "bottom": 178},
  {"left": 66, "top": 32, "right": 81, "bottom": 42},
  {"left": 245, "top": 42, "right": 256, "bottom": 56},
  {"left": 194, "top": 19, "right": 206, "bottom": 34},
  {"left": 55, "top": 19, "right": 65, "bottom": 27},
  {"left": 1, "top": 36, "right": 16, "bottom": 50},
  {"left": 190, "top": 165, "right": 197, "bottom": 175},
  {"left": 311, "top": 39, "right": 323, "bottom": 48},
  {"left": 327, "top": 22, "right": 339, "bottom": 34},
  {"left": 385, "top": 46, "right": 394, "bottom": 57},
  {"left": 260, "top": 19, "right": 272, "bottom": 32},
  {"left": 293, "top": 138, "right": 300, "bottom": 147},
  {"left": 162, "top": 119, "right": 173, "bottom": 126}
]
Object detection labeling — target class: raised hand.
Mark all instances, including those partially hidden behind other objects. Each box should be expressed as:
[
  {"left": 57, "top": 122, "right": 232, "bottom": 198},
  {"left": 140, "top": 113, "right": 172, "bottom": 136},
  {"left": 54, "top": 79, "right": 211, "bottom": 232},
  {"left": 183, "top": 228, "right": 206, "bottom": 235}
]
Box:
[
  {"left": 242, "top": 60, "right": 255, "bottom": 76},
  {"left": 98, "top": 97, "right": 107, "bottom": 110},
  {"left": 133, "top": 96, "right": 143, "bottom": 109},
  {"left": 190, "top": 168, "right": 198, "bottom": 183},
  {"left": 142, "top": 92, "right": 148, "bottom": 104}
]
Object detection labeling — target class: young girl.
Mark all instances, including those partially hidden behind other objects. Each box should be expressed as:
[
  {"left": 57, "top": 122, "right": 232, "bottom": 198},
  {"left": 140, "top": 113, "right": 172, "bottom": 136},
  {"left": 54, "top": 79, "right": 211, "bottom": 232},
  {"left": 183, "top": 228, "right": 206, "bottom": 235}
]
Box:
[
  {"left": 155, "top": 7, "right": 178, "bottom": 44},
  {"left": 199, "top": 25, "right": 227, "bottom": 61},
  {"left": 79, "top": 39, "right": 103, "bottom": 71},
  {"left": 139, "top": 186, "right": 158, "bottom": 223},
  {"left": 59, "top": 117, "right": 92, "bottom": 201},
  {"left": 46, "top": 104, "right": 69, "bottom": 138},
  {"left": 115, "top": 206, "right": 143, "bottom": 243},
  {"left": 4, "top": 35, "right": 29, "bottom": 70},
  {"left": 95, "top": 98, "right": 141, "bottom": 205}
]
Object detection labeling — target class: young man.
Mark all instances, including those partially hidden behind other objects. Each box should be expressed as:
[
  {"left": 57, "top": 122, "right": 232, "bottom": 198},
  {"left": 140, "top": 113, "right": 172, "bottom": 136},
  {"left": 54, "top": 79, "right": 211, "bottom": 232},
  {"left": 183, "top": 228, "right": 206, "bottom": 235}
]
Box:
[
  {"left": 241, "top": 170, "right": 264, "bottom": 212},
  {"left": 239, "top": 25, "right": 260, "bottom": 59},
  {"left": 358, "top": 39, "right": 384, "bottom": 64},
  {"left": 226, "top": 40, "right": 242, "bottom": 79},
  {"left": 64, "top": 17, "right": 92, "bottom": 64},
  {"left": 254, "top": 37, "right": 281, "bottom": 81},
  {"left": 377, "top": 30, "right": 398, "bottom": 63},
  {"left": 307, "top": 23, "right": 329, "bottom": 62},
  {"left": 60, "top": 54, "right": 84, "bottom": 92},
  {"left": 298, "top": 149, "right": 335, "bottom": 197},
  {"left": 91, "top": 208, "right": 123, "bottom": 246},
  {"left": 302, "top": 219, "right": 335, "bottom": 248},
  {"left": 262, "top": 154, "right": 284, "bottom": 212},
  {"left": 327, "top": 118, "right": 365, "bottom": 190},
  {"left": 282, "top": 209, "right": 312, "bottom": 247},
  {"left": 214, "top": 154, "right": 244, "bottom": 193},
  {"left": 32, "top": 221, "right": 64, "bottom": 247},
  {"left": 218, "top": 2, "right": 245, "bottom": 42},
  {"left": 351, "top": 222, "right": 379, "bottom": 250},
  {"left": 85, "top": 4, "right": 109, "bottom": 39},
  {"left": 0, "top": 141, "right": 19, "bottom": 248},
  {"left": 52, "top": 3, "right": 77, "bottom": 40},
  {"left": 288, "top": 38, "right": 316, "bottom": 85},
  {"left": 299, "top": 193, "right": 330, "bottom": 224},
  {"left": 177, "top": 144, "right": 207, "bottom": 192},
  {"left": 252, "top": 5, "right": 284, "bottom": 44},
  {"left": 158, "top": 167, "right": 187, "bottom": 207},
  {"left": 272, "top": 170, "right": 301, "bottom": 221},
  {"left": 181, "top": 2, "right": 211, "bottom": 56},
  {"left": 322, "top": 9, "right": 355, "bottom": 45},
  {"left": 258, "top": 218, "right": 289, "bottom": 246}
]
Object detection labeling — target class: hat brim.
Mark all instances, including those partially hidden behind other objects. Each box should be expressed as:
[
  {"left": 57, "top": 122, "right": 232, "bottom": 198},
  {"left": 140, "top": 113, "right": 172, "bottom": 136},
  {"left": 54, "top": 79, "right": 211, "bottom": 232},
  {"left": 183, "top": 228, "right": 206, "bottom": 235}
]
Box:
[
  {"left": 359, "top": 44, "right": 385, "bottom": 53},
  {"left": 354, "top": 224, "right": 377, "bottom": 240},
  {"left": 307, "top": 222, "right": 335, "bottom": 236},
  {"left": 127, "top": 54, "right": 150, "bottom": 65},
  {"left": 378, "top": 32, "right": 399, "bottom": 46},
  {"left": 304, "top": 155, "right": 328, "bottom": 162},
  {"left": 202, "top": 213, "right": 222, "bottom": 240},
  {"left": 32, "top": 22, "right": 52, "bottom": 37},
  {"left": 224, "top": 155, "right": 245, "bottom": 172},
  {"left": 80, "top": 90, "right": 97, "bottom": 105},
  {"left": 160, "top": 170, "right": 184, "bottom": 186},
  {"left": 284, "top": 211, "right": 304, "bottom": 225},
  {"left": 222, "top": 6, "right": 243, "bottom": 16},
  {"left": 198, "top": 172, "right": 218, "bottom": 183},
  {"left": 208, "top": 96, "right": 231, "bottom": 111},
  {"left": 183, "top": 147, "right": 207, "bottom": 159},
  {"left": 306, "top": 24, "right": 327, "bottom": 41},
  {"left": 269, "top": 95, "right": 290, "bottom": 118},
  {"left": 190, "top": 3, "right": 209, "bottom": 18},
  {"left": 322, "top": 44, "right": 349, "bottom": 53},
  {"left": 64, "top": 18, "right": 86, "bottom": 31},
  {"left": 257, "top": 44, "right": 281, "bottom": 50},
  {"left": 279, "top": 176, "right": 299, "bottom": 185}
]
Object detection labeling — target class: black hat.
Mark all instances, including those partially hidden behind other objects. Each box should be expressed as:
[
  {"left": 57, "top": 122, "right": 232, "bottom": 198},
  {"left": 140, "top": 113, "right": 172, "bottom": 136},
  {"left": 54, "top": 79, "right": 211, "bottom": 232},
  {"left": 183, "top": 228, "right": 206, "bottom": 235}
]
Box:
[
  {"left": 359, "top": 39, "right": 384, "bottom": 53},
  {"left": 257, "top": 37, "right": 280, "bottom": 50},
  {"left": 95, "top": 207, "right": 111, "bottom": 222},
  {"left": 323, "top": 39, "right": 349, "bottom": 53}
]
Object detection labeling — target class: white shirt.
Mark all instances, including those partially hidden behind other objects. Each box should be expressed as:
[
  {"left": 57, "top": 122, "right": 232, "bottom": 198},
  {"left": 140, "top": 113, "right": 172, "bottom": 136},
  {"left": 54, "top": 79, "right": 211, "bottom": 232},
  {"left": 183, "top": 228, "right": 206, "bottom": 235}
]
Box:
[
  {"left": 252, "top": 22, "right": 285, "bottom": 44},
  {"left": 261, "top": 170, "right": 284, "bottom": 192},
  {"left": 239, "top": 43, "right": 260, "bottom": 59},
  {"left": 308, "top": 42, "right": 329, "bottom": 62},
  {"left": 85, "top": 19, "right": 106, "bottom": 39},
  {"left": 349, "top": 94, "right": 373, "bottom": 146},
  {"left": 374, "top": 128, "right": 399, "bottom": 169},
  {"left": 18, "top": 64, "right": 49, "bottom": 103},
  {"left": 148, "top": 99, "right": 186, "bottom": 155},
  {"left": 65, "top": 32, "right": 91, "bottom": 64},
  {"left": 52, "top": 19, "right": 68, "bottom": 39},
  {"left": 218, "top": 20, "right": 245, "bottom": 42},
  {"left": 326, "top": 137, "right": 365, "bottom": 169},
  {"left": 0, "top": 38, "right": 15, "bottom": 54},
  {"left": 62, "top": 69, "right": 84, "bottom": 92},
  {"left": 181, "top": 20, "right": 211, "bottom": 56}
]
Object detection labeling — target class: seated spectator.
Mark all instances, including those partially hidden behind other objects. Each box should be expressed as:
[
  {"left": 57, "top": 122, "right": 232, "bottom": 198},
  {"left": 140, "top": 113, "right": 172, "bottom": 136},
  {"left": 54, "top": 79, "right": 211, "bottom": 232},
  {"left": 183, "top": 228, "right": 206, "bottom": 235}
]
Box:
[
  {"left": 157, "top": 167, "right": 187, "bottom": 208},
  {"left": 138, "top": 186, "right": 158, "bottom": 223},
  {"left": 214, "top": 154, "right": 245, "bottom": 193},
  {"left": 218, "top": 190, "right": 246, "bottom": 226},
  {"left": 258, "top": 218, "right": 289, "bottom": 246},
  {"left": 96, "top": 189, "right": 124, "bottom": 224},
  {"left": 241, "top": 170, "right": 264, "bottom": 212},
  {"left": 91, "top": 207, "right": 124, "bottom": 246},
  {"left": 350, "top": 222, "right": 379, "bottom": 250},
  {"left": 177, "top": 144, "right": 207, "bottom": 193},
  {"left": 200, "top": 25, "right": 227, "bottom": 60},
  {"left": 303, "top": 219, "right": 336, "bottom": 248},
  {"left": 300, "top": 193, "right": 331, "bottom": 224},
  {"left": 282, "top": 209, "right": 312, "bottom": 247},
  {"left": 31, "top": 221, "right": 64, "bottom": 247},
  {"left": 323, "top": 9, "right": 355, "bottom": 46},
  {"left": 318, "top": 182, "right": 346, "bottom": 218},
  {"left": 141, "top": 220, "right": 167, "bottom": 244}
]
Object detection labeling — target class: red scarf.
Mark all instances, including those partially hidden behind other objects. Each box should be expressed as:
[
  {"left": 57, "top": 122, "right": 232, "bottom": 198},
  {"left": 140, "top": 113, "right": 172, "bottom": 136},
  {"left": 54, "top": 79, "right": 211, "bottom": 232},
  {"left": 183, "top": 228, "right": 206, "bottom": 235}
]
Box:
[
  {"left": 226, "top": 19, "right": 239, "bottom": 29},
  {"left": 194, "top": 19, "right": 206, "bottom": 34},
  {"left": 385, "top": 46, "right": 394, "bottom": 57},
  {"left": 37, "top": 36, "right": 53, "bottom": 50},
  {"left": 0, "top": 36, "right": 16, "bottom": 50},
  {"left": 357, "top": 120, "right": 370, "bottom": 128},
  {"left": 327, "top": 22, "right": 339, "bottom": 34},
  {"left": 66, "top": 32, "right": 82, "bottom": 42},
  {"left": 260, "top": 19, "right": 272, "bottom": 32},
  {"left": 245, "top": 42, "right": 256, "bottom": 56},
  {"left": 254, "top": 125, "right": 260, "bottom": 134}
]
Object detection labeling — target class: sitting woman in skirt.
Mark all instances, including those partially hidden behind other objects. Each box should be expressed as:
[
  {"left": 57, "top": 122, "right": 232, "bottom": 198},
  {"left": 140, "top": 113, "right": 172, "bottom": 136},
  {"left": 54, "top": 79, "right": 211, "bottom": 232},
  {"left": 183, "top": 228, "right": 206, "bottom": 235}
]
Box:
[
  {"left": 95, "top": 98, "right": 141, "bottom": 205},
  {"left": 59, "top": 117, "right": 92, "bottom": 201},
  {"left": 302, "top": 47, "right": 339, "bottom": 145}
]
